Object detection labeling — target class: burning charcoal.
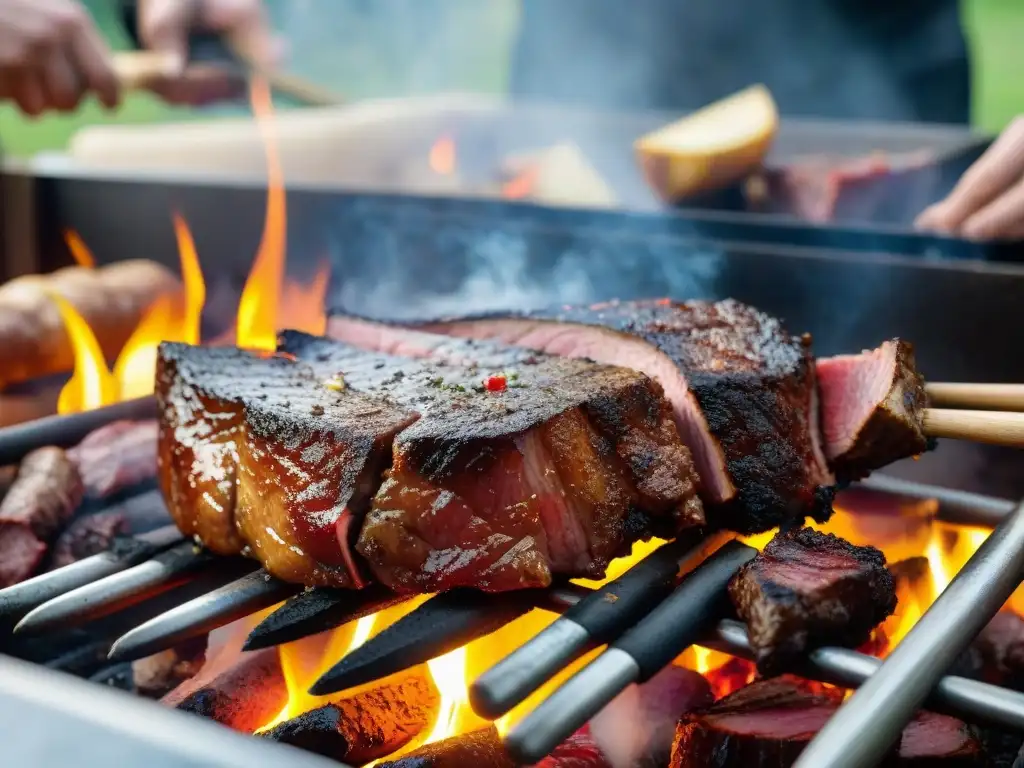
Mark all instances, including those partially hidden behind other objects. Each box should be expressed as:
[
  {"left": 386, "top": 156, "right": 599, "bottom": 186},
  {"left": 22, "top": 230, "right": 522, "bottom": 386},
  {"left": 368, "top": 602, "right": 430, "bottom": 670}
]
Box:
[
  {"left": 162, "top": 647, "right": 287, "bottom": 733},
  {"left": 46, "top": 511, "right": 129, "bottom": 570},
  {"left": 590, "top": 664, "right": 712, "bottom": 768},
  {"left": 817, "top": 339, "right": 932, "bottom": 481},
  {"left": 68, "top": 420, "right": 158, "bottom": 501},
  {"left": 260, "top": 668, "right": 439, "bottom": 765},
  {"left": 133, "top": 636, "right": 208, "bottom": 699},
  {"left": 377, "top": 726, "right": 515, "bottom": 768},
  {"left": 0, "top": 447, "right": 83, "bottom": 587},
  {"left": 728, "top": 528, "right": 897, "bottom": 675},
  {"left": 670, "top": 677, "right": 983, "bottom": 767}
]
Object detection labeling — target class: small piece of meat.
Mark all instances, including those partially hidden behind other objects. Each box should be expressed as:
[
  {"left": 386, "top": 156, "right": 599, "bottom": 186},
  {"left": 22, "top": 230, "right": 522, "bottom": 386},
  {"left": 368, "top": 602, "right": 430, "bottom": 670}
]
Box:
[
  {"left": 47, "top": 511, "right": 129, "bottom": 570},
  {"left": 68, "top": 419, "right": 158, "bottom": 500},
  {"left": 536, "top": 726, "right": 610, "bottom": 768},
  {"left": 339, "top": 298, "right": 835, "bottom": 533},
  {"left": 157, "top": 342, "right": 416, "bottom": 588},
  {"left": 259, "top": 668, "right": 439, "bottom": 765},
  {"left": 728, "top": 528, "right": 897, "bottom": 674},
  {"left": 0, "top": 447, "right": 83, "bottom": 587},
  {"left": 133, "top": 636, "right": 208, "bottom": 699},
  {"left": 670, "top": 677, "right": 981, "bottom": 767},
  {"left": 284, "top": 328, "right": 702, "bottom": 593},
  {"left": 816, "top": 339, "right": 931, "bottom": 481},
  {"left": 961, "top": 612, "right": 1024, "bottom": 691},
  {"left": 376, "top": 726, "right": 515, "bottom": 768}
]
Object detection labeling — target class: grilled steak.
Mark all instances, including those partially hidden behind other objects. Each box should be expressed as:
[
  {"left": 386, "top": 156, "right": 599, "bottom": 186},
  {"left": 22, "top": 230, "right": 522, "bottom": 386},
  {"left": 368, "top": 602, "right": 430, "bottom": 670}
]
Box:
[
  {"left": 280, "top": 329, "right": 703, "bottom": 594},
  {"left": 816, "top": 339, "right": 931, "bottom": 481},
  {"left": 670, "top": 676, "right": 981, "bottom": 767},
  {"left": 333, "top": 298, "right": 835, "bottom": 533},
  {"left": 69, "top": 419, "right": 158, "bottom": 501},
  {"left": 728, "top": 528, "right": 897, "bottom": 674},
  {"left": 156, "top": 342, "right": 415, "bottom": 587}
]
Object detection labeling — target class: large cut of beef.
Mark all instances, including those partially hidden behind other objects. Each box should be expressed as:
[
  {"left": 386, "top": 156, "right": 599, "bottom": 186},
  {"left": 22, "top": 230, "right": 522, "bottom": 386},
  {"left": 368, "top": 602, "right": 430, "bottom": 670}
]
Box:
[
  {"left": 728, "top": 528, "right": 897, "bottom": 674},
  {"left": 670, "top": 676, "right": 983, "bottom": 767},
  {"left": 156, "top": 327, "right": 703, "bottom": 593},
  {"left": 330, "top": 299, "right": 835, "bottom": 534},
  {"left": 816, "top": 338, "right": 931, "bottom": 481},
  {"left": 279, "top": 329, "right": 703, "bottom": 593}
]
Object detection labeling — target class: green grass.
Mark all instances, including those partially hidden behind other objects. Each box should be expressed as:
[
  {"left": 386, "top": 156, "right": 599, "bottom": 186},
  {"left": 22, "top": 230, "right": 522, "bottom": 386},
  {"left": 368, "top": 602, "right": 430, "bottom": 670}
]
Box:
[{"left": 2, "top": 0, "right": 1021, "bottom": 156}]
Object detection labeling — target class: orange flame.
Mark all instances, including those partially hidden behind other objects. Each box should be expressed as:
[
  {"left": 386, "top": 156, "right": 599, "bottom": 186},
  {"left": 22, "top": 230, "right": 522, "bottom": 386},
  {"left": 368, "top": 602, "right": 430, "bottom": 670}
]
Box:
[
  {"left": 501, "top": 166, "right": 539, "bottom": 199},
  {"left": 429, "top": 135, "right": 456, "bottom": 176},
  {"left": 63, "top": 229, "right": 95, "bottom": 268},
  {"left": 53, "top": 293, "right": 118, "bottom": 413},
  {"left": 236, "top": 78, "right": 287, "bottom": 351}
]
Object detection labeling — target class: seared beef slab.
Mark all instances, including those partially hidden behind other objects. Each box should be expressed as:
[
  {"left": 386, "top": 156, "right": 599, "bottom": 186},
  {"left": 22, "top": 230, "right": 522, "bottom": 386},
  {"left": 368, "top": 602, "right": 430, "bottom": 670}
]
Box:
[
  {"left": 333, "top": 298, "right": 834, "bottom": 533},
  {"left": 669, "top": 677, "right": 982, "bottom": 767},
  {"left": 279, "top": 330, "right": 703, "bottom": 594},
  {"left": 156, "top": 342, "right": 416, "bottom": 587},
  {"left": 816, "top": 338, "right": 931, "bottom": 481},
  {"left": 959, "top": 611, "right": 1024, "bottom": 692},
  {"left": 728, "top": 528, "right": 896, "bottom": 674}
]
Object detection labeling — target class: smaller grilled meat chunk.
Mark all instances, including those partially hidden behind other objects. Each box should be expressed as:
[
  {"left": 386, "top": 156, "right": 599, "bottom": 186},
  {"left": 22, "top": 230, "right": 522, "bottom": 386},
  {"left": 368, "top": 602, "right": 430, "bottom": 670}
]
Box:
[
  {"left": 670, "top": 676, "right": 982, "bottom": 767},
  {"left": 728, "top": 528, "right": 896, "bottom": 674},
  {"left": 959, "top": 611, "right": 1024, "bottom": 692},
  {"left": 338, "top": 298, "right": 835, "bottom": 534},
  {"left": 282, "top": 329, "right": 703, "bottom": 594},
  {"left": 47, "top": 511, "right": 129, "bottom": 570},
  {"left": 816, "top": 339, "right": 931, "bottom": 481},
  {"left": 69, "top": 420, "right": 158, "bottom": 501}
]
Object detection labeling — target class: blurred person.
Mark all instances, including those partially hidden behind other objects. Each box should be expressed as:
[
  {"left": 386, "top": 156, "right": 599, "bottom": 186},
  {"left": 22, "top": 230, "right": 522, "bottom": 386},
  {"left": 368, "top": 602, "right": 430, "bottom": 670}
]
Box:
[{"left": 0, "top": 0, "right": 275, "bottom": 115}]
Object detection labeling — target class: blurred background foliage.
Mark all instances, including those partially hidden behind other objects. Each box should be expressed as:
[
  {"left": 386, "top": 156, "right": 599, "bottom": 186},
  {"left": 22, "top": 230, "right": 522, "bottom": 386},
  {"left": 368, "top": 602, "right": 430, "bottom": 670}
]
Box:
[{"left": 1, "top": 0, "right": 1019, "bottom": 156}]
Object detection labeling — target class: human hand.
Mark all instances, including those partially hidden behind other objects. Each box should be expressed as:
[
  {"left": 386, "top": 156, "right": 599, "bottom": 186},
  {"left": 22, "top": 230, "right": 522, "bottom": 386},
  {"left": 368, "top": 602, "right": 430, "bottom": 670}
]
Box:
[
  {"left": 916, "top": 119, "right": 1024, "bottom": 241},
  {"left": 137, "top": 0, "right": 280, "bottom": 106},
  {"left": 0, "top": 0, "right": 119, "bottom": 116}
]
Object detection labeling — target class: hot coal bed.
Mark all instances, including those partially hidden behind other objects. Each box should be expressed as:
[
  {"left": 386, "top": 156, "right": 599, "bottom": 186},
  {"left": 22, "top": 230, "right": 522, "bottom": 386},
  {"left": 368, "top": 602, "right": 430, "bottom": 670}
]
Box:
[{"left": 5, "top": 161, "right": 1024, "bottom": 768}]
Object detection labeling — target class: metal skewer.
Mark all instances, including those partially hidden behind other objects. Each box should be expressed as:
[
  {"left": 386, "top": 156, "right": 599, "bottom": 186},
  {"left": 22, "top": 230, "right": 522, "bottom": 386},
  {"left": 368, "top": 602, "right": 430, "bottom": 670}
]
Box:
[{"left": 794, "top": 498, "right": 1024, "bottom": 768}]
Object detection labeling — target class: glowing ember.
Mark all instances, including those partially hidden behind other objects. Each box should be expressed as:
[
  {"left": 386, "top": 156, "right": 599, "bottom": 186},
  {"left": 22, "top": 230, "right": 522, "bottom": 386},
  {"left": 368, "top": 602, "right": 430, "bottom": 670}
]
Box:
[
  {"left": 63, "top": 229, "right": 95, "bottom": 268},
  {"left": 501, "top": 166, "right": 539, "bottom": 199},
  {"left": 53, "top": 293, "right": 119, "bottom": 413},
  {"left": 429, "top": 135, "right": 456, "bottom": 176}
]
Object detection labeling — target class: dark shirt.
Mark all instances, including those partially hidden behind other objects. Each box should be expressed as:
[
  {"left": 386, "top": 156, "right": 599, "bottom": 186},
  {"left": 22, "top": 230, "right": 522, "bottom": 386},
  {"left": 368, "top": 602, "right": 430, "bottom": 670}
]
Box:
[{"left": 510, "top": 0, "right": 970, "bottom": 124}]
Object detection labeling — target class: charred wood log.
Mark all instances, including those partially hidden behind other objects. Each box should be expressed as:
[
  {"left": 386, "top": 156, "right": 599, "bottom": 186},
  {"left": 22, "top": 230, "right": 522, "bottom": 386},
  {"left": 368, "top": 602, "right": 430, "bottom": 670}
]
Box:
[
  {"left": 68, "top": 420, "right": 158, "bottom": 501},
  {"left": 133, "top": 636, "right": 208, "bottom": 699},
  {"left": 0, "top": 447, "right": 83, "bottom": 587},
  {"left": 670, "top": 677, "right": 983, "bottom": 767},
  {"left": 260, "top": 668, "right": 439, "bottom": 765},
  {"left": 162, "top": 647, "right": 287, "bottom": 733},
  {"left": 377, "top": 726, "right": 515, "bottom": 768}
]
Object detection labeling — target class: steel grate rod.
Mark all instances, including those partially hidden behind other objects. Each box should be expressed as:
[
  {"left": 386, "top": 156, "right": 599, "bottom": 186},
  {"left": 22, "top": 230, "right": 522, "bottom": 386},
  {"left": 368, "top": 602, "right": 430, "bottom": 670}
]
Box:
[
  {"left": 795, "top": 498, "right": 1024, "bottom": 768},
  {"left": 857, "top": 474, "right": 1015, "bottom": 528}
]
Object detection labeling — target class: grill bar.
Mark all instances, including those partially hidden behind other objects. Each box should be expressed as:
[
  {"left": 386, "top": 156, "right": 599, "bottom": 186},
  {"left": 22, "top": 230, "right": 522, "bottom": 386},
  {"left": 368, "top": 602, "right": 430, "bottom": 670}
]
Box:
[
  {"left": 309, "top": 584, "right": 586, "bottom": 696},
  {"left": 469, "top": 531, "right": 709, "bottom": 719},
  {"left": 0, "top": 525, "right": 183, "bottom": 624},
  {"left": 795, "top": 499, "right": 1024, "bottom": 768},
  {"left": 706, "top": 619, "right": 1024, "bottom": 731},
  {"left": 243, "top": 585, "right": 410, "bottom": 652},
  {"left": 13, "top": 542, "right": 220, "bottom": 635},
  {"left": 0, "top": 395, "right": 156, "bottom": 465},
  {"left": 106, "top": 570, "right": 300, "bottom": 663},
  {"left": 504, "top": 541, "right": 757, "bottom": 764},
  {"left": 858, "top": 474, "right": 1014, "bottom": 528}
]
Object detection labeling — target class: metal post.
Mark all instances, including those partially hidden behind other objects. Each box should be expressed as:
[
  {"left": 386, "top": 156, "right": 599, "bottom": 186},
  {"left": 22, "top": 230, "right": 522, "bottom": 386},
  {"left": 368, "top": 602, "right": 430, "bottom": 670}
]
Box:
[{"left": 794, "top": 499, "right": 1024, "bottom": 768}]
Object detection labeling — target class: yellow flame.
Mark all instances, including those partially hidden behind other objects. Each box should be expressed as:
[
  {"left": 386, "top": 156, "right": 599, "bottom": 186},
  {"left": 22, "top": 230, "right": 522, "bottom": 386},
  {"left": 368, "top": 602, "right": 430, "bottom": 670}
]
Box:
[
  {"left": 63, "top": 229, "right": 95, "bottom": 268},
  {"left": 423, "top": 646, "right": 469, "bottom": 744},
  {"left": 53, "top": 293, "right": 119, "bottom": 413},
  {"left": 236, "top": 77, "right": 286, "bottom": 350},
  {"left": 111, "top": 214, "right": 206, "bottom": 399}
]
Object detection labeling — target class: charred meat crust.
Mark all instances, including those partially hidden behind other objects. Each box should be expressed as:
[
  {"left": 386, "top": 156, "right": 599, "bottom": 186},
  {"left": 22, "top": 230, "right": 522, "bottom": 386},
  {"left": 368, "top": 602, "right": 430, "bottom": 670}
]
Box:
[
  {"left": 728, "top": 528, "right": 897, "bottom": 675},
  {"left": 820, "top": 339, "right": 932, "bottom": 483},
  {"left": 351, "top": 298, "right": 835, "bottom": 533}
]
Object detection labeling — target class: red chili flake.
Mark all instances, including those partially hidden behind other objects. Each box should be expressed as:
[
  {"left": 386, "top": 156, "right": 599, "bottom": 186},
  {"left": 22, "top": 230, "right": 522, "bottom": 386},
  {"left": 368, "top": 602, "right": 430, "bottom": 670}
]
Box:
[{"left": 485, "top": 375, "right": 507, "bottom": 392}]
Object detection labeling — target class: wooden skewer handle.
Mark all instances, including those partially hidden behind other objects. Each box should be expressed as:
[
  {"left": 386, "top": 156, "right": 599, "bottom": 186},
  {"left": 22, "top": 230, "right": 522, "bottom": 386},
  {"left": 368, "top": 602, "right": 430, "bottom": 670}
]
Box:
[
  {"left": 926, "top": 383, "right": 1024, "bottom": 413},
  {"left": 923, "top": 408, "right": 1024, "bottom": 448},
  {"left": 112, "top": 51, "right": 181, "bottom": 90}
]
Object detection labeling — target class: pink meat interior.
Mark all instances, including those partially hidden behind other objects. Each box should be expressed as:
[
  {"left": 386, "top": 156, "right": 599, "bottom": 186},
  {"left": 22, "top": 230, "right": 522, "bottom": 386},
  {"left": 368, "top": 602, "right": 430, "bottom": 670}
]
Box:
[
  {"left": 708, "top": 705, "right": 836, "bottom": 740},
  {"left": 330, "top": 316, "right": 735, "bottom": 504},
  {"left": 816, "top": 341, "right": 896, "bottom": 460}
]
